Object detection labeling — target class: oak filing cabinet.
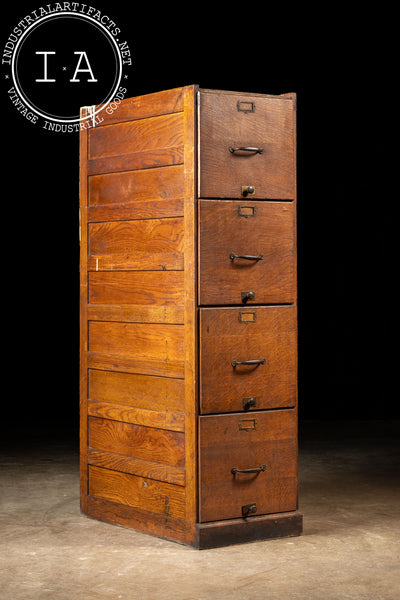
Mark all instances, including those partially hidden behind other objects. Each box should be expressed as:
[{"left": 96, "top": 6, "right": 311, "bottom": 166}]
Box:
[{"left": 79, "top": 85, "right": 303, "bottom": 548}]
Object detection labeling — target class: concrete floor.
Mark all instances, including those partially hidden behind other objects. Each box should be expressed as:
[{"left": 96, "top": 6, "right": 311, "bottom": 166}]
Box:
[{"left": 1, "top": 420, "right": 399, "bottom": 600}]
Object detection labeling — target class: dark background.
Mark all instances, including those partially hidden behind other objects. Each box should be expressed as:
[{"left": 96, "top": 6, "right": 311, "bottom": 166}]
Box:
[{"left": 1, "top": 3, "right": 397, "bottom": 440}]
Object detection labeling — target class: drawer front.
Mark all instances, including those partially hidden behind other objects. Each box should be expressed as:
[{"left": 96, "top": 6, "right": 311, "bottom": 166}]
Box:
[
  {"left": 199, "top": 200, "right": 295, "bottom": 305},
  {"left": 199, "top": 306, "right": 296, "bottom": 414},
  {"left": 199, "top": 410, "right": 298, "bottom": 522},
  {"left": 199, "top": 90, "right": 295, "bottom": 199}
]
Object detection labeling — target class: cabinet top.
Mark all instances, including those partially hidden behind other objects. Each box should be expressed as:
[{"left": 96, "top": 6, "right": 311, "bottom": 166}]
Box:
[{"left": 80, "top": 85, "right": 296, "bottom": 130}]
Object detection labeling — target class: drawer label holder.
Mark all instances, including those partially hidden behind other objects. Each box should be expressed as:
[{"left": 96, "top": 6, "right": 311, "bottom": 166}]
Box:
[
  {"left": 237, "top": 418, "right": 258, "bottom": 431},
  {"left": 238, "top": 205, "right": 256, "bottom": 217},
  {"left": 237, "top": 100, "right": 256, "bottom": 113},
  {"left": 239, "top": 311, "right": 256, "bottom": 323}
]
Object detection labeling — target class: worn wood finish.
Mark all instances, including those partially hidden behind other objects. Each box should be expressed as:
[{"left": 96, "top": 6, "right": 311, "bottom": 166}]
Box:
[
  {"left": 87, "top": 146, "right": 184, "bottom": 176},
  {"left": 87, "top": 163, "right": 184, "bottom": 223},
  {"left": 87, "top": 495, "right": 187, "bottom": 544},
  {"left": 96, "top": 87, "right": 184, "bottom": 127},
  {"left": 196, "top": 511, "right": 303, "bottom": 549},
  {"left": 89, "top": 321, "right": 184, "bottom": 363},
  {"left": 88, "top": 165, "right": 184, "bottom": 209},
  {"left": 88, "top": 217, "right": 184, "bottom": 272},
  {"left": 89, "top": 113, "right": 184, "bottom": 160},
  {"left": 87, "top": 449, "right": 185, "bottom": 486},
  {"left": 80, "top": 86, "right": 197, "bottom": 546},
  {"left": 88, "top": 271, "right": 184, "bottom": 306},
  {"left": 87, "top": 304, "right": 184, "bottom": 324},
  {"left": 88, "top": 466, "right": 186, "bottom": 519},
  {"left": 182, "top": 85, "right": 198, "bottom": 546},
  {"left": 199, "top": 90, "right": 295, "bottom": 199},
  {"left": 88, "top": 370, "right": 185, "bottom": 413},
  {"left": 200, "top": 306, "right": 297, "bottom": 414},
  {"left": 199, "top": 410, "right": 298, "bottom": 522},
  {"left": 87, "top": 352, "right": 185, "bottom": 379},
  {"left": 88, "top": 417, "right": 185, "bottom": 466},
  {"left": 199, "top": 200, "right": 296, "bottom": 305},
  {"left": 87, "top": 401, "right": 185, "bottom": 432},
  {"left": 80, "top": 86, "right": 301, "bottom": 547}
]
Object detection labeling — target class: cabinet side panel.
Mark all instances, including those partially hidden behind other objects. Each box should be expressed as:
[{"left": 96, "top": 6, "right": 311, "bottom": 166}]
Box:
[
  {"left": 182, "top": 85, "right": 198, "bottom": 546},
  {"left": 80, "top": 86, "right": 197, "bottom": 545},
  {"left": 79, "top": 107, "right": 89, "bottom": 512}
]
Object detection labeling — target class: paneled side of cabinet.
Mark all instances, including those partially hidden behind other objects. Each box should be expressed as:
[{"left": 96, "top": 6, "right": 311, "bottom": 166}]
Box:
[{"left": 79, "top": 86, "right": 198, "bottom": 546}]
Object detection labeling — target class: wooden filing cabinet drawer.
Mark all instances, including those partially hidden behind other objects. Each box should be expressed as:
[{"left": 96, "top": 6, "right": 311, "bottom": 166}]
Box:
[
  {"left": 198, "top": 89, "right": 295, "bottom": 199},
  {"left": 198, "top": 200, "right": 296, "bottom": 305},
  {"left": 199, "top": 409, "right": 298, "bottom": 522},
  {"left": 199, "top": 306, "right": 297, "bottom": 415}
]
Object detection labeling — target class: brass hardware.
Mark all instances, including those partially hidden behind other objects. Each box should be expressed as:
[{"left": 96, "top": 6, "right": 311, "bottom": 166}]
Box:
[
  {"left": 229, "top": 146, "right": 264, "bottom": 154},
  {"left": 237, "top": 100, "right": 255, "bottom": 113},
  {"left": 238, "top": 418, "right": 258, "bottom": 431},
  {"left": 241, "top": 503, "right": 258, "bottom": 517},
  {"left": 241, "top": 291, "right": 255, "bottom": 303},
  {"left": 241, "top": 185, "right": 256, "bottom": 197},
  {"left": 230, "top": 253, "right": 263, "bottom": 261},
  {"left": 242, "top": 397, "right": 257, "bottom": 410},
  {"left": 238, "top": 205, "right": 256, "bottom": 217},
  {"left": 232, "top": 465, "right": 266, "bottom": 474},
  {"left": 232, "top": 358, "right": 265, "bottom": 368},
  {"left": 239, "top": 311, "right": 256, "bottom": 323}
]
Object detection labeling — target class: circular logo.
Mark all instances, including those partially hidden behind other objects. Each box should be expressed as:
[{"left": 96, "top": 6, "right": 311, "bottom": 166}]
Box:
[{"left": 2, "top": 5, "right": 132, "bottom": 131}]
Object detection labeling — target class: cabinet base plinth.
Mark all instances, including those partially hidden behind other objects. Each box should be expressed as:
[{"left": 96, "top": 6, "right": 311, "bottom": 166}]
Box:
[{"left": 195, "top": 511, "right": 303, "bottom": 549}]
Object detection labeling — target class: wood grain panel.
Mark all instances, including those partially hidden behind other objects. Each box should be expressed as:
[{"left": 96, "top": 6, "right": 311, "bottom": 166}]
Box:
[
  {"left": 89, "top": 217, "right": 184, "bottom": 255},
  {"left": 87, "top": 352, "right": 185, "bottom": 379},
  {"left": 94, "top": 87, "right": 184, "bottom": 126},
  {"left": 89, "top": 370, "right": 185, "bottom": 413},
  {"left": 89, "top": 113, "right": 184, "bottom": 160},
  {"left": 88, "top": 217, "right": 184, "bottom": 271},
  {"left": 87, "top": 304, "right": 184, "bottom": 324},
  {"left": 88, "top": 417, "right": 185, "bottom": 467},
  {"left": 199, "top": 410, "right": 298, "bottom": 522},
  {"left": 88, "top": 271, "right": 184, "bottom": 306},
  {"left": 87, "top": 198, "right": 184, "bottom": 223},
  {"left": 87, "top": 400, "right": 184, "bottom": 432},
  {"left": 87, "top": 146, "right": 184, "bottom": 176},
  {"left": 89, "top": 165, "right": 184, "bottom": 207},
  {"left": 182, "top": 85, "right": 198, "bottom": 546},
  {"left": 87, "top": 449, "right": 185, "bottom": 486},
  {"left": 87, "top": 495, "right": 187, "bottom": 544},
  {"left": 88, "top": 465, "right": 186, "bottom": 519},
  {"left": 87, "top": 252, "right": 183, "bottom": 272},
  {"left": 88, "top": 321, "right": 184, "bottom": 361}
]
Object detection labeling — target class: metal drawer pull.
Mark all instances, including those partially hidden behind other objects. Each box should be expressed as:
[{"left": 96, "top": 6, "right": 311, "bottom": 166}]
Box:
[
  {"left": 229, "top": 146, "right": 264, "bottom": 154},
  {"left": 231, "top": 358, "right": 266, "bottom": 368},
  {"left": 231, "top": 464, "right": 267, "bottom": 475},
  {"left": 230, "top": 252, "right": 263, "bottom": 261}
]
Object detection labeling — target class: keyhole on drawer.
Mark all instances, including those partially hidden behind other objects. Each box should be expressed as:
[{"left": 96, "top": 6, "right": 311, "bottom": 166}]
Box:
[
  {"left": 242, "top": 185, "right": 255, "bottom": 197},
  {"left": 241, "top": 291, "right": 255, "bottom": 303}
]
